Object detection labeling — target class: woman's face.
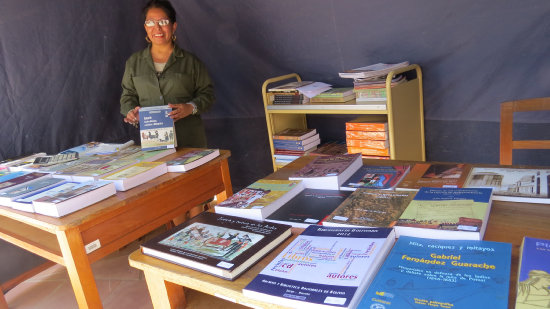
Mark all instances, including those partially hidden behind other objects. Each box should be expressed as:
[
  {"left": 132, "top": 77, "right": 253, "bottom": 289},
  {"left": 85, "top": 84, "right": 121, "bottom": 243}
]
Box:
[{"left": 144, "top": 7, "right": 177, "bottom": 47}]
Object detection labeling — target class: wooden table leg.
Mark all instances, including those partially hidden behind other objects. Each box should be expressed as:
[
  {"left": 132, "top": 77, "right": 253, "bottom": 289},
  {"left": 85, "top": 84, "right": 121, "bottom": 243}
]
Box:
[
  {"left": 56, "top": 228, "right": 102, "bottom": 309},
  {"left": 216, "top": 159, "right": 233, "bottom": 203},
  {"left": 143, "top": 269, "right": 186, "bottom": 309}
]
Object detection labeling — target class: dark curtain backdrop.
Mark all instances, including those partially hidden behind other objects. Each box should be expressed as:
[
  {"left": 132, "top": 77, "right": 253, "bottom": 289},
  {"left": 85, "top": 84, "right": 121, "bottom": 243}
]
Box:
[{"left": 0, "top": 0, "right": 549, "bottom": 282}]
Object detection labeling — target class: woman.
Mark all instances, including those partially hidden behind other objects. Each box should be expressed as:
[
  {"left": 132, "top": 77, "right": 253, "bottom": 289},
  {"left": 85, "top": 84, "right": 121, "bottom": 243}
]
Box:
[{"left": 120, "top": 0, "right": 215, "bottom": 148}]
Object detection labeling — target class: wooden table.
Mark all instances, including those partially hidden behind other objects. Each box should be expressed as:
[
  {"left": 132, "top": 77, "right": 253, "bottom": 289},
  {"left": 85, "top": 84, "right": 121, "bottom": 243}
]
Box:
[
  {"left": 128, "top": 156, "right": 550, "bottom": 309},
  {"left": 0, "top": 148, "right": 233, "bottom": 309}
]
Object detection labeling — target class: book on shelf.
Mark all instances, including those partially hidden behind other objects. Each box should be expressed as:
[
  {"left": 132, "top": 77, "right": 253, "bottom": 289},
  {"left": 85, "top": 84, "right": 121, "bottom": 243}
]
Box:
[
  {"left": 516, "top": 236, "right": 550, "bottom": 309},
  {"left": 214, "top": 179, "right": 305, "bottom": 221},
  {"left": 340, "top": 165, "right": 410, "bottom": 191},
  {"left": 31, "top": 181, "right": 116, "bottom": 217},
  {"left": 357, "top": 236, "right": 512, "bottom": 309},
  {"left": 265, "top": 188, "right": 351, "bottom": 228},
  {"left": 273, "top": 137, "right": 320, "bottom": 152},
  {"left": 397, "top": 163, "right": 472, "bottom": 191},
  {"left": 322, "top": 189, "right": 416, "bottom": 228},
  {"left": 346, "top": 139, "right": 389, "bottom": 149},
  {"left": 0, "top": 177, "right": 66, "bottom": 211},
  {"left": 0, "top": 172, "right": 51, "bottom": 193},
  {"left": 345, "top": 130, "right": 388, "bottom": 141},
  {"left": 272, "top": 128, "right": 317, "bottom": 141},
  {"left": 243, "top": 225, "right": 396, "bottom": 309},
  {"left": 289, "top": 153, "right": 362, "bottom": 190},
  {"left": 57, "top": 158, "right": 139, "bottom": 182},
  {"left": 267, "top": 81, "right": 314, "bottom": 92},
  {"left": 60, "top": 140, "right": 134, "bottom": 156},
  {"left": 347, "top": 146, "right": 390, "bottom": 157},
  {"left": 268, "top": 93, "right": 309, "bottom": 105},
  {"left": 295, "top": 82, "right": 332, "bottom": 98},
  {"left": 353, "top": 74, "right": 406, "bottom": 88},
  {"left": 394, "top": 187, "right": 493, "bottom": 240},
  {"left": 464, "top": 167, "right": 550, "bottom": 204},
  {"left": 309, "top": 95, "right": 356, "bottom": 103},
  {"left": 273, "top": 133, "right": 320, "bottom": 147},
  {"left": 166, "top": 149, "right": 220, "bottom": 172},
  {"left": 101, "top": 161, "right": 167, "bottom": 191},
  {"left": 354, "top": 88, "right": 388, "bottom": 98},
  {"left": 314, "top": 87, "right": 354, "bottom": 98},
  {"left": 338, "top": 61, "right": 410, "bottom": 79},
  {"left": 141, "top": 212, "right": 292, "bottom": 281},
  {"left": 345, "top": 117, "right": 388, "bottom": 132},
  {"left": 139, "top": 105, "right": 177, "bottom": 151},
  {"left": 274, "top": 148, "right": 316, "bottom": 156}
]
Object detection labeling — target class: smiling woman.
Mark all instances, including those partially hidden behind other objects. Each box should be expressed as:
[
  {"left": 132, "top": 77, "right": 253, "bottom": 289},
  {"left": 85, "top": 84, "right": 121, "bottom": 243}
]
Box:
[{"left": 120, "top": 0, "right": 215, "bottom": 148}]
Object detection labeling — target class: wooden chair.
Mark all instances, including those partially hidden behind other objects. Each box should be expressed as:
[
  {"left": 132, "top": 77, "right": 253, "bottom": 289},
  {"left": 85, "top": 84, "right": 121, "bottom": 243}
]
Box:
[{"left": 500, "top": 97, "right": 550, "bottom": 165}]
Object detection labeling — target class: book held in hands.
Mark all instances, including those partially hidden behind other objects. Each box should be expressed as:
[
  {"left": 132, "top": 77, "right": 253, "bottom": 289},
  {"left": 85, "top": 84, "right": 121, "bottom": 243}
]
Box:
[
  {"left": 140, "top": 212, "right": 292, "bottom": 280},
  {"left": 289, "top": 153, "right": 362, "bottom": 190},
  {"left": 139, "top": 105, "right": 176, "bottom": 151},
  {"left": 166, "top": 149, "right": 220, "bottom": 172},
  {"left": 243, "top": 225, "right": 396, "bottom": 309}
]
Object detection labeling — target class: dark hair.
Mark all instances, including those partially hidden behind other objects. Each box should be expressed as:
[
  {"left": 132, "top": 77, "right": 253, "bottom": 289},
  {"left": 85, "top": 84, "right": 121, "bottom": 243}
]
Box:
[{"left": 142, "top": 0, "right": 176, "bottom": 23}]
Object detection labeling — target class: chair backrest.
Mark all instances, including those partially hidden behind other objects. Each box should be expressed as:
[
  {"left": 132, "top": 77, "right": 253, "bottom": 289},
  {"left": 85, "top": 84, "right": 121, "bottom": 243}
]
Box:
[{"left": 500, "top": 97, "right": 550, "bottom": 165}]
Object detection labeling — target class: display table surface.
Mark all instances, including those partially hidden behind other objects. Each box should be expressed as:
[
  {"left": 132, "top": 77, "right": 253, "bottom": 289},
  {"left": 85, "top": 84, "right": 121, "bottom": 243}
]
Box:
[
  {"left": 129, "top": 156, "right": 550, "bottom": 309},
  {"left": 0, "top": 148, "right": 232, "bottom": 309}
]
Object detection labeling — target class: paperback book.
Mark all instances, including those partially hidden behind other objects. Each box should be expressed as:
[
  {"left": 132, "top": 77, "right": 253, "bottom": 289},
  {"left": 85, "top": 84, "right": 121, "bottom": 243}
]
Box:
[
  {"left": 397, "top": 163, "right": 472, "bottom": 191},
  {"left": 166, "top": 149, "right": 220, "bottom": 172},
  {"left": 273, "top": 134, "right": 320, "bottom": 147},
  {"left": 516, "top": 236, "right": 550, "bottom": 309},
  {"left": 289, "top": 153, "right": 362, "bottom": 190},
  {"left": 243, "top": 225, "right": 396, "bottom": 309},
  {"left": 272, "top": 128, "right": 317, "bottom": 141},
  {"left": 141, "top": 212, "right": 292, "bottom": 280},
  {"left": 60, "top": 140, "right": 135, "bottom": 156},
  {"left": 340, "top": 165, "right": 410, "bottom": 191},
  {"left": 338, "top": 61, "right": 410, "bottom": 79},
  {"left": 322, "top": 189, "right": 416, "bottom": 228},
  {"left": 357, "top": 236, "right": 512, "bottom": 309},
  {"left": 139, "top": 105, "right": 176, "bottom": 151},
  {"left": 101, "top": 161, "right": 167, "bottom": 191},
  {"left": 122, "top": 148, "right": 176, "bottom": 163},
  {"left": 0, "top": 177, "right": 66, "bottom": 211},
  {"left": 214, "top": 179, "right": 304, "bottom": 221},
  {"left": 0, "top": 172, "right": 51, "bottom": 193},
  {"left": 56, "top": 158, "right": 139, "bottom": 182},
  {"left": 265, "top": 188, "right": 351, "bottom": 228},
  {"left": 394, "top": 187, "right": 493, "bottom": 240},
  {"left": 273, "top": 138, "right": 320, "bottom": 151},
  {"left": 464, "top": 167, "right": 550, "bottom": 204}
]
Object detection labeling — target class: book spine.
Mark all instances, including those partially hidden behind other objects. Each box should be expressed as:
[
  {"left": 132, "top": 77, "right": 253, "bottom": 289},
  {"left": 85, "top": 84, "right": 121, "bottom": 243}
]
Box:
[
  {"left": 347, "top": 146, "right": 390, "bottom": 157},
  {"left": 345, "top": 130, "right": 388, "bottom": 140},
  {"left": 345, "top": 122, "right": 388, "bottom": 131},
  {"left": 346, "top": 138, "right": 389, "bottom": 149}
]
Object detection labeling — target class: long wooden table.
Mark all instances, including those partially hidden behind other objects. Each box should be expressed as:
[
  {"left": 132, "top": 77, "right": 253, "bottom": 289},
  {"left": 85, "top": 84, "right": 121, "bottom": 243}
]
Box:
[
  {"left": 0, "top": 148, "right": 233, "bottom": 309},
  {"left": 128, "top": 157, "right": 550, "bottom": 309}
]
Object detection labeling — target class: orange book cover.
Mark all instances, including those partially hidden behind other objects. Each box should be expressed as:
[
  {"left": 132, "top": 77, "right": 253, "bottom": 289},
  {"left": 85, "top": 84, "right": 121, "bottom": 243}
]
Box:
[
  {"left": 345, "top": 117, "right": 387, "bottom": 132},
  {"left": 346, "top": 138, "right": 389, "bottom": 149},
  {"left": 347, "top": 146, "right": 390, "bottom": 157},
  {"left": 346, "top": 130, "right": 388, "bottom": 140}
]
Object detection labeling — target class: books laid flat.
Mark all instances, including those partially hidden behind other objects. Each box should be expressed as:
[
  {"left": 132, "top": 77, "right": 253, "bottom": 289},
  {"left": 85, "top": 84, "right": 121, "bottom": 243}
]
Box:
[
  {"left": 357, "top": 236, "right": 512, "bottom": 309},
  {"left": 101, "top": 161, "right": 167, "bottom": 191},
  {"left": 273, "top": 133, "right": 320, "bottom": 147},
  {"left": 243, "top": 225, "right": 396, "bottom": 309},
  {"left": 0, "top": 177, "right": 66, "bottom": 211},
  {"left": 165, "top": 149, "right": 220, "bottom": 172},
  {"left": 56, "top": 158, "right": 138, "bottom": 182},
  {"left": 289, "top": 153, "right": 362, "bottom": 190},
  {"left": 340, "top": 165, "right": 410, "bottom": 191},
  {"left": 273, "top": 137, "right": 320, "bottom": 152},
  {"left": 0, "top": 172, "right": 51, "bottom": 193},
  {"left": 516, "top": 236, "right": 550, "bottom": 309},
  {"left": 464, "top": 167, "right": 550, "bottom": 204},
  {"left": 322, "top": 189, "right": 416, "bottom": 228},
  {"left": 272, "top": 128, "right": 317, "bottom": 141},
  {"left": 140, "top": 212, "right": 292, "bottom": 280},
  {"left": 30, "top": 181, "right": 116, "bottom": 217},
  {"left": 397, "top": 163, "right": 472, "bottom": 191},
  {"left": 265, "top": 188, "right": 351, "bottom": 228},
  {"left": 122, "top": 148, "right": 176, "bottom": 162},
  {"left": 338, "top": 61, "right": 410, "bottom": 79},
  {"left": 60, "top": 140, "right": 134, "bottom": 156},
  {"left": 139, "top": 105, "right": 176, "bottom": 151},
  {"left": 214, "top": 179, "right": 304, "bottom": 221},
  {"left": 394, "top": 187, "right": 493, "bottom": 240}
]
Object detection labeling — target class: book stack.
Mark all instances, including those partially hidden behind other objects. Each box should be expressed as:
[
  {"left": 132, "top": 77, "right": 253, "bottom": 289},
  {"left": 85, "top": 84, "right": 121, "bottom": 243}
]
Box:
[
  {"left": 310, "top": 87, "right": 355, "bottom": 103},
  {"left": 345, "top": 116, "right": 391, "bottom": 159},
  {"left": 267, "top": 81, "right": 313, "bottom": 105},
  {"left": 352, "top": 74, "right": 406, "bottom": 107},
  {"left": 272, "top": 128, "right": 320, "bottom": 167}
]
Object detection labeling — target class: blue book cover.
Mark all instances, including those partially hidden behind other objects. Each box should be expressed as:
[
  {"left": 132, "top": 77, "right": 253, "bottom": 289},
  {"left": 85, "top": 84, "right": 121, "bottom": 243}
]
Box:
[
  {"left": 357, "top": 236, "right": 512, "bottom": 309},
  {"left": 139, "top": 106, "right": 176, "bottom": 151},
  {"left": 516, "top": 236, "right": 550, "bottom": 308},
  {"left": 243, "top": 225, "right": 395, "bottom": 309}
]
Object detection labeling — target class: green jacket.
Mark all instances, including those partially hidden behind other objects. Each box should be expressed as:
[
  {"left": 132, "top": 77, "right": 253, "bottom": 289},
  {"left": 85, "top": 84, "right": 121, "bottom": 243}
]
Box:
[{"left": 120, "top": 45, "right": 215, "bottom": 148}]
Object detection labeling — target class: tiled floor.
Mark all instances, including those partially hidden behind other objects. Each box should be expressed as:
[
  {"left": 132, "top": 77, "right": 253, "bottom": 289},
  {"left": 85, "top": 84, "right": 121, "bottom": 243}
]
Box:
[{"left": 4, "top": 238, "right": 248, "bottom": 309}]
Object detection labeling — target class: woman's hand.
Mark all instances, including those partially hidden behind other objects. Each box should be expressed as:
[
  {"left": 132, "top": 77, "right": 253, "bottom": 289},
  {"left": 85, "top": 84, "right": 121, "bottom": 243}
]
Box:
[
  {"left": 123, "top": 106, "right": 140, "bottom": 126},
  {"left": 168, "top": 103, "right": 194, "bottom": 121}
]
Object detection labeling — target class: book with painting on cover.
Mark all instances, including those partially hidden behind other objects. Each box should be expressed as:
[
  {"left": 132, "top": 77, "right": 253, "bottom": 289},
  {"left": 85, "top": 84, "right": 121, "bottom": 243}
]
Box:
[
  {"left": 272, "top": 128, "right": 317, "bottom": 141},
  {"left": 289, "top": 153, "right": 362, "bottom": 190},
  {"left": 31, "top": 181, "right": 116, "bottom": 217},
  {"left": 214, "top": 179, "right": 304, "bottom": 221},
  {"left": 516, "top": 236, "right": 550, "bottom": 309},
  {"left": 0, "top": 177, "right": 66, "bottom": 211},
  {"left": 265, "top": 188, "right": 351, "bottom": 228},
  {"left": 340, "top": 165, "right": 410, "bottom": 191},
  {"left": 101, "top": 161, "right": 167, "bottom": 191},
  {"left": 397, "top": 163, "right": 472, "bottom": 191},
  {"left": 141, "top": 212, "right": 292, "bottom": 280},
  {"left": 139, "top": 105, "right": 176, "bottom": 151},
  {"left": 338, "top": 61, "right": 410, "bottom": 79},
  {"left": 166, "top": 149, "right": 220, "bottom": 172},
  {"left": 323, "top": 189, "right": 416, "bottom": 228},
  {"left": 394, "top": 187, "right": 493, "bottom": 240},
  {"left": 464, "top": 167, "right": 550, "bottom": 204},
  {"left": 357, "top": 236, "right": 511, "bottom": 309},
  {"left": 243, "top": 225, "right": 396, "bottom": 309}
]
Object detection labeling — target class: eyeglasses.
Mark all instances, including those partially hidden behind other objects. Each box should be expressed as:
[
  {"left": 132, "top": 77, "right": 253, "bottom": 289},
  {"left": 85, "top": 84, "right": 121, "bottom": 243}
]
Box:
[{"left": 144, "top": 19, "right": 170, "bottom": 27}]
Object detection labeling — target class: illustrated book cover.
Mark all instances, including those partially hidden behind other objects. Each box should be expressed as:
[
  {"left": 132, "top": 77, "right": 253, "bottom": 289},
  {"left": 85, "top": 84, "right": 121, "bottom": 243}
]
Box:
[
  {"left": 357, "top": 236, "right": 511, "bottom": 309},
  {"left": 265, "top": 188, "right": 352, "bottom": 228},
  {"left": 139, "top": 105, "right": 176, "bottom": 151},
  {"left": 243, "top": 225, "right": 396, "bottom": 309},
  {"left": 0, "top": 177, "right": 66, "bottom": 211},
  {"left": 322, "top": 189, "right": 416, "bottom": 228},
  {"left": 397, "top": 163, "right": 472, "bottom": 191},
  {"left": 166, "top": 149, "right": 220, "bottom": 172},
  {"left": 516, "top": 236, "right": 550, "bottom": 309},
  {"left": 101, "top": 161, "right": 167, "bottom": 191},
  {"left": 394, "top": 187, "right": 493, "bottom": 240},
  {"left": 0, "top": 172, "right": 51, "bottom": 193},
  {"left": 214, "top": 179, "right": 304, "bottom": 221},
  {"left": 340, "top": 165, "right": 410, "bottom": 191},
  {"left": 56, "top": 158, "right": 139, "bottom": 182},
  {"left": 140, "top": 212, "right": 292, "bottom": 280},
  {"left": 464, "top": 167, "right": 550, "bottom": 204},
  {"left": 289, "top": 153, "right": 362, "bottom": 190}
]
